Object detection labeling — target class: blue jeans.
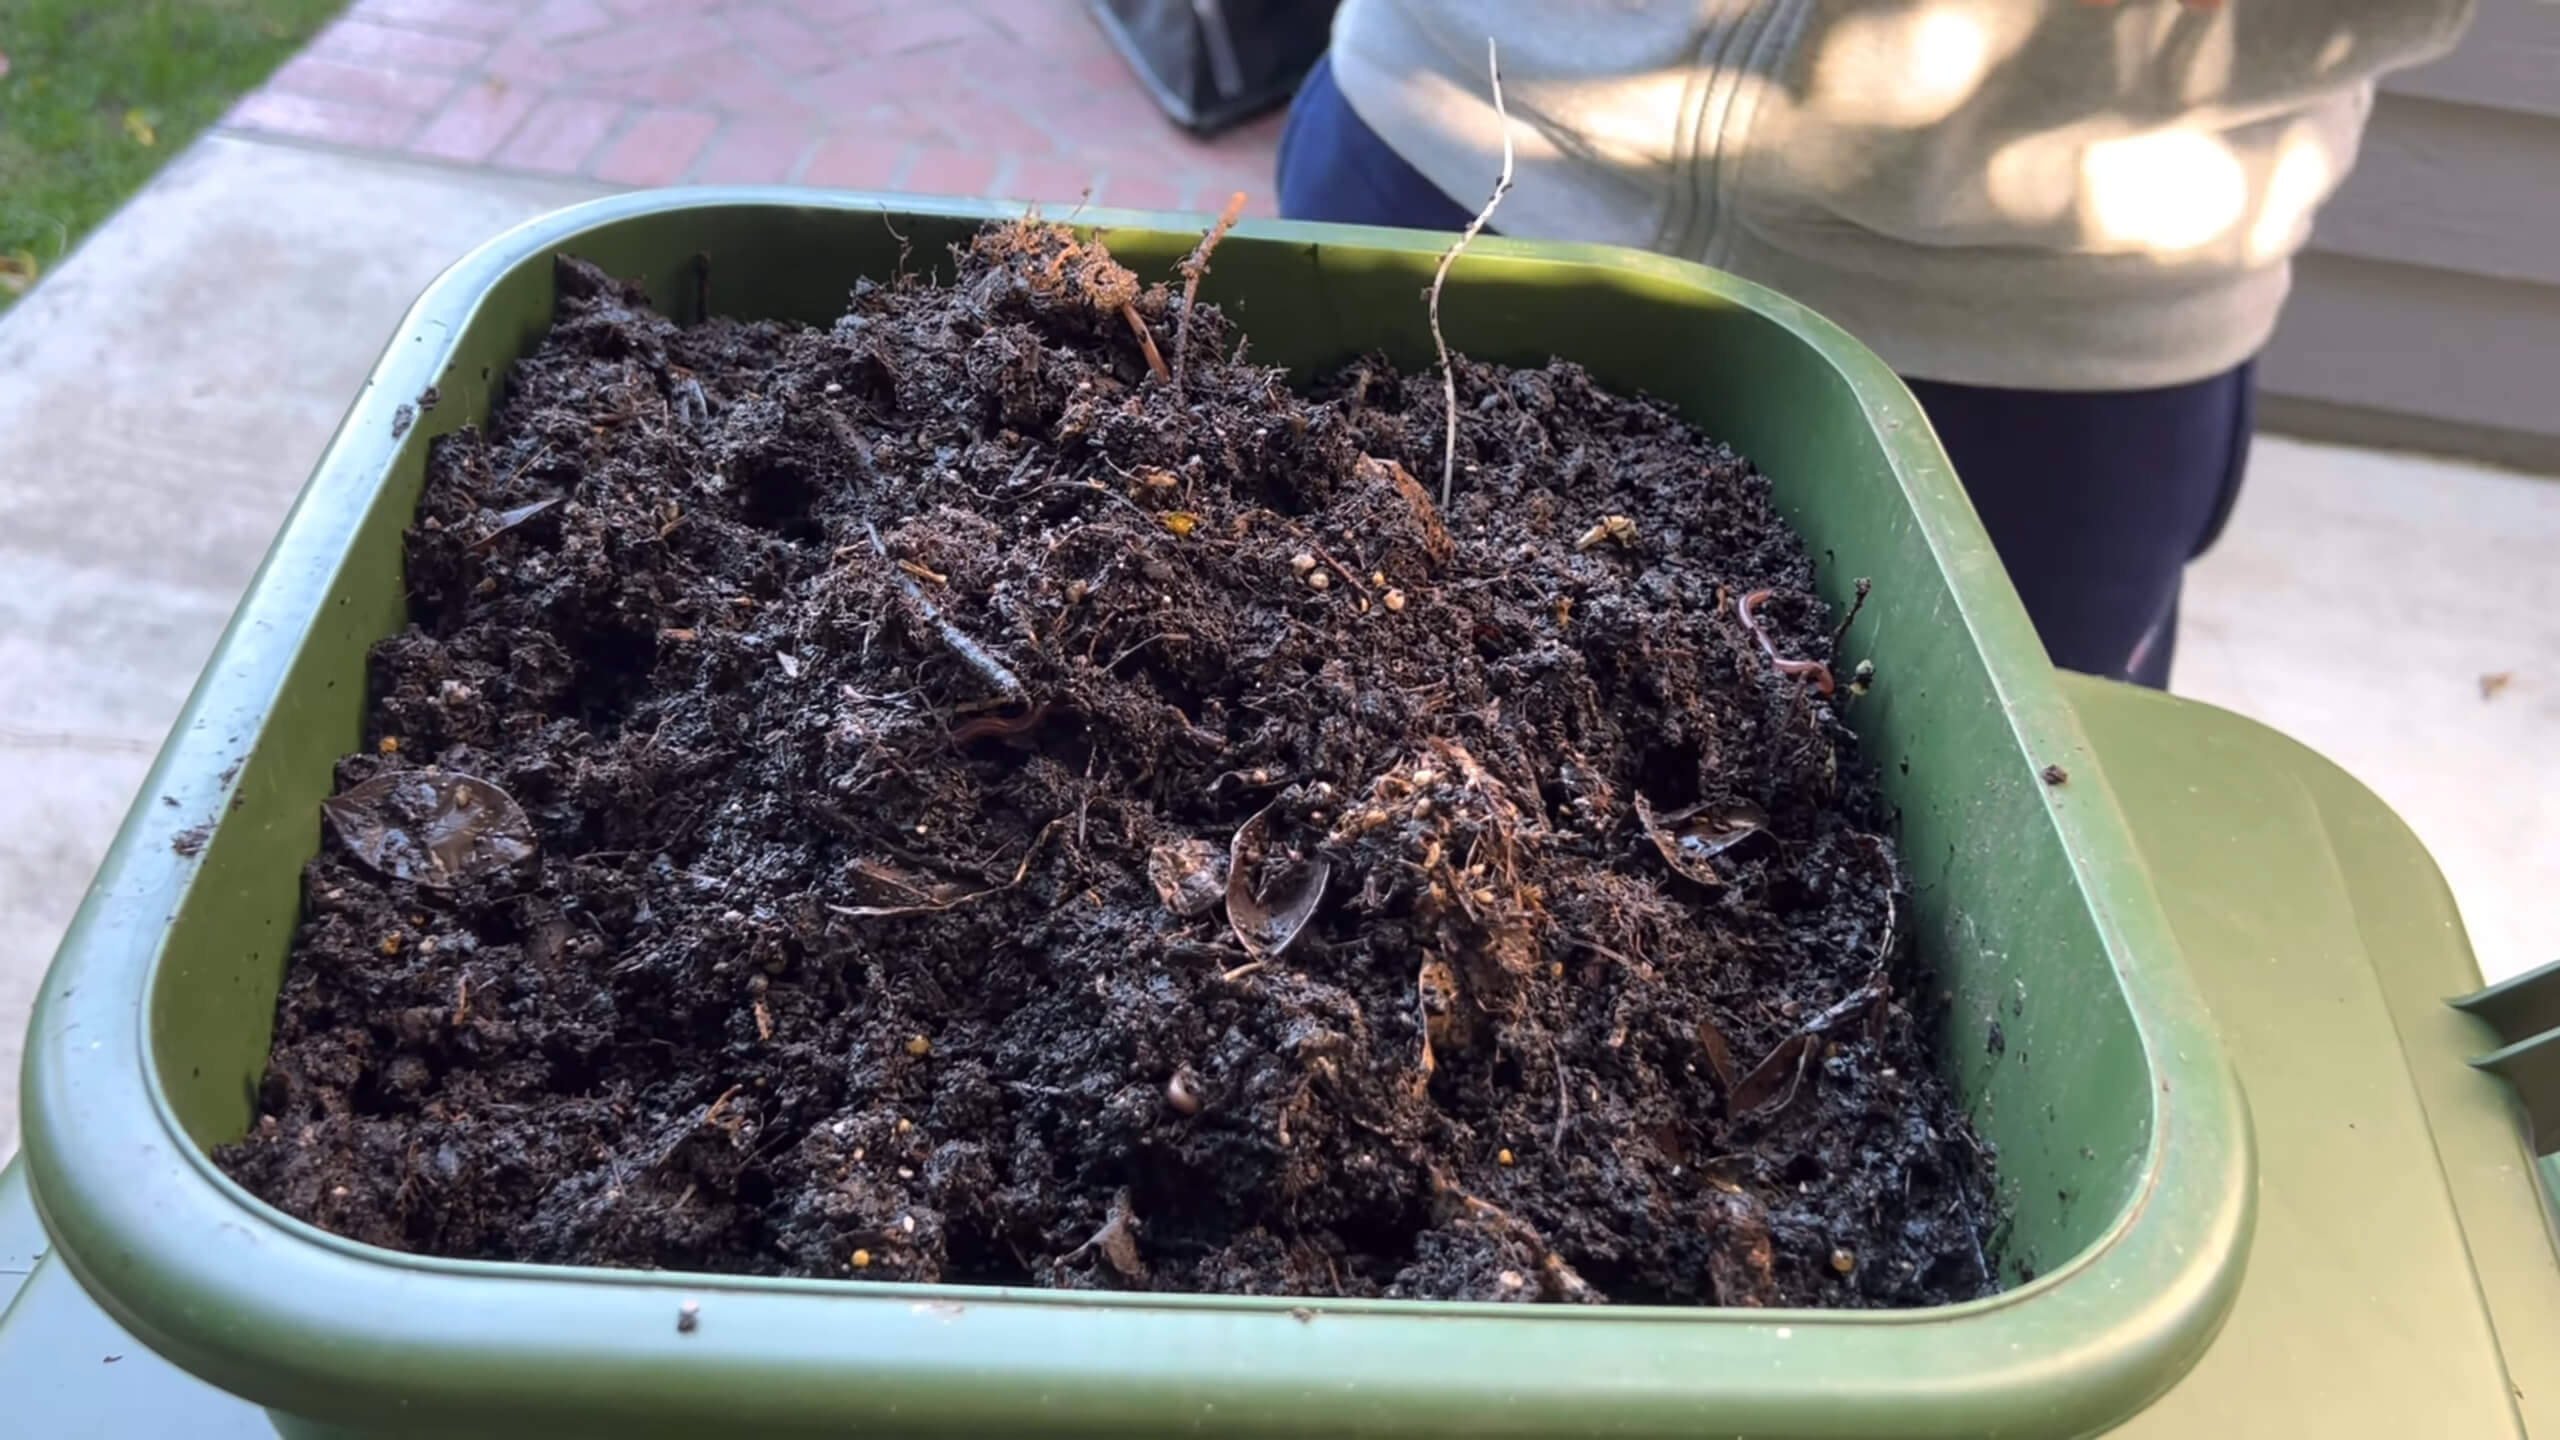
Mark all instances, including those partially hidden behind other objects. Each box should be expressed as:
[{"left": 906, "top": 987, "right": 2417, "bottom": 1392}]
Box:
[{"left": 1276, "top": 56, "right": 2253, "bottom": 689}]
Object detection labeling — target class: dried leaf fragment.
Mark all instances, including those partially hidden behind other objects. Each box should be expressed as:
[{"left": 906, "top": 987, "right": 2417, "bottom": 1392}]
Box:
[
  {"left": 1356, "top": 454, "right": 1454, "bottom": 568},
  {"left": 321, "top": 771, "right": 537, "bottom": 887},
  {"left": 1633, "top": 795, "right": 1766, "bottom": 887},
  {"left": 464, "top": 497, "right": 560, "bottom": 552},
  {"left": 1695, "top": 1016, "right": 1739, "bottom": 1093},
  {"left": 1226, "top": 800, "right": 1329, "bottom": 959},
  {"left": 1729, "top": 1033, "right": 1813, "bottom": 1113},
  {"left": 1058, "top": 1187, "right": 1146, "bottom": 1282},
  {"left": 1145, "top": 838, "right": 1226, "bottom": 917},
  {"left": 1574, "top": 515, "right": 1636, "bottom": 552}
]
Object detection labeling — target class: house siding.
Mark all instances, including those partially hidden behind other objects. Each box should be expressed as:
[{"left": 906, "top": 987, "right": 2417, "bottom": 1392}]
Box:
[{"left": 2262, "top": 3, "right": 2560, "bottom": 472}]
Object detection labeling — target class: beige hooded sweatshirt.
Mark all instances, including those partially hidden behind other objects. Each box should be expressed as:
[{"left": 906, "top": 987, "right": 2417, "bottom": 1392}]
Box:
[{"left": 1328, "top": 0, "right": 2475, "bottom": 389}]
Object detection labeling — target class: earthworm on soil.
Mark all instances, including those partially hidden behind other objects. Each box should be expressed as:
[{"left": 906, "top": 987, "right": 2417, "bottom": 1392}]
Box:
[
  {"left": 1736, "top": 588, "right": 1836, "bottom": 696},
  {"left": 949, "top": 704, "right": 1049, "bottom": 746}
]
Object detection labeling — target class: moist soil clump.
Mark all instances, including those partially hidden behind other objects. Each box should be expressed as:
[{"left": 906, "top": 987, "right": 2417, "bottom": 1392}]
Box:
[{"left": 219, "top": 222, "right": 1998, "bottom": 1307}]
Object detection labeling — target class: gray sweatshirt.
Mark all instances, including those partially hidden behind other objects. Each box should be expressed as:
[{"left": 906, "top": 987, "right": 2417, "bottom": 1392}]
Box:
[{"left": 1329, "top": 0, "right": 2475, "bottom": 389}]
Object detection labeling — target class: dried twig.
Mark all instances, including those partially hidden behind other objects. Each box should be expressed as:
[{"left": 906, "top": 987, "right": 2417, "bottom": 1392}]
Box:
[
  {"left": 701, "top": 1083, "right": 744, "bottom": 1128},
  {"left": 827, "top": 818, "right": 1065, "bottom": 920},
  {"left": 1436, "top": 1174, "right": 1601, "bottom": 1303},
  {"left": 865, "top": 522, "right": 1025, "bottom": 700},
  {"left": 1120, "top": 302, "right": 1170, "bottom": 384},
  {"left": 1308, "top": 542, "right": 1370, "bottom": 601},
  {"left": 1427, "top": 38, "right": 1515, "bottom": 507},
  {"left": 1173, "top": 191, "right": 1246, "bottom": 395},
  {"left": 485, "top": 440, "right": 554, "bottom": 499},
  {"left": 1831, "top": 577, "right": 1872, "bottom": 648},
  {"left": 874, "top": 204, "right": 913, "bottom": 281}
]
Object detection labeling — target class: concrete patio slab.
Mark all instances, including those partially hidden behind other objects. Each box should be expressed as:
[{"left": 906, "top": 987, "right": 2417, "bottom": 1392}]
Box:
[
  {"left": 2179, "top": 437, "right": 2558, "bottom": 991},
  {"left": 0, "top": 134, "right": 605, "bottom": 1162}
]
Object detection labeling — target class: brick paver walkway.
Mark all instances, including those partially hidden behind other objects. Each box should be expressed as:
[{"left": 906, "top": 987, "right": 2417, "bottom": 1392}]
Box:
[{"left": 225, "top": 0, "right": 1285, "bottom": 215}]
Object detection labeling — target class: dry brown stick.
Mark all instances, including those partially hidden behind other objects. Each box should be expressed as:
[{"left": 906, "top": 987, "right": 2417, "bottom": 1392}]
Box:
[
  {"left": 1427, "top": 38, "right": 1515, "bottom": 506},
  {"left": 864, "top": 522, "right": 1025, "bottom": 700},
  {"left": 1173, "top": 191, "right": 1247, "bottom": 395},
  {"left": 826, "top": 818, "right": 1065, "bottom": 920},
  {"left": 701, "top": 1083, "right": 744, "bottom": 1128},
  {"left": 1120, "top": 302, "right": 1170, "bottom": 384},
  {"left": 1831, "top": 576, "right": 1873, "bottom": 648},
  {"left": 1308, "top": 542, "right": 1370, "bottom": 601}
]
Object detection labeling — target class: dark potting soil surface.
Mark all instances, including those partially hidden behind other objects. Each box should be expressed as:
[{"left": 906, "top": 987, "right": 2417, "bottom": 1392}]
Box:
[{"left": 218, "top": 222, "right": 1999, "bottom": 1307}]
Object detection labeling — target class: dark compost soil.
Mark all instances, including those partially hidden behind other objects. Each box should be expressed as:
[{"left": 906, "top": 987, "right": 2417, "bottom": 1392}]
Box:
[{"left": 217, "top": 222, "right": 1999, "bottom": 1307}]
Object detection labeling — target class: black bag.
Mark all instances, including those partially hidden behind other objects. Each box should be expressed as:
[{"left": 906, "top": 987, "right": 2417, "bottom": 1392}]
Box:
[{"left": 1090, "top": 0, "right": 1341, "bottom": 136}]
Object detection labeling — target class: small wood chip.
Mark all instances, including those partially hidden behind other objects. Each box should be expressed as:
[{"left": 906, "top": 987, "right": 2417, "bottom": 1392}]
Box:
[
  {"left": 1574, "top": 515, "right": 1637, "bottom": 552},
  {"left": 1166, "top": 1068, "right": 1203, "bottom": 1115}
]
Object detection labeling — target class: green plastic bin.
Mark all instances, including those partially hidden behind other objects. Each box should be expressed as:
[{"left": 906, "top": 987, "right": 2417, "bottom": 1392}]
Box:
[{"left": 18, "top": 191, "right": 2249, "bottom": 1438}]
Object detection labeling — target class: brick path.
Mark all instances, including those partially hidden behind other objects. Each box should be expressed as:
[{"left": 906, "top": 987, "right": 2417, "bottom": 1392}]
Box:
[{"left": 224, "top": 0, "right": 1285, "bottom": 215}]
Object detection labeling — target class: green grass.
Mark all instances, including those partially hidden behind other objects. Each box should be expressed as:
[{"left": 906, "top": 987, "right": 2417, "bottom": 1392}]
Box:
[{"left": 0, "top": 0, "right": 345, "bottom": 311}]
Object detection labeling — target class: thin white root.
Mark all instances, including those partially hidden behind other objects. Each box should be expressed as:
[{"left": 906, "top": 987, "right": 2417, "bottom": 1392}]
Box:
[{"left": 1427, "top": 37, "right": 1515, "bottom": 508}]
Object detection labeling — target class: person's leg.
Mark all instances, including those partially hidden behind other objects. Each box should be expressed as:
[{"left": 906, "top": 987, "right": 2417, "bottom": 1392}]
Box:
[
  {"left": 1276, "top": 55, "right": 1480, "bottom": 230},
  {"left": 1902, "top": 362, "right": 2256, "bottom": 689}
]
